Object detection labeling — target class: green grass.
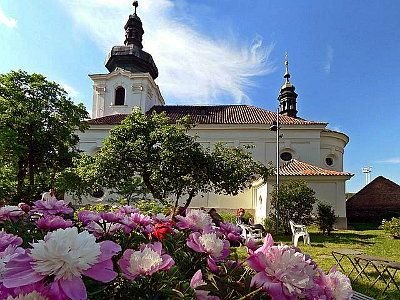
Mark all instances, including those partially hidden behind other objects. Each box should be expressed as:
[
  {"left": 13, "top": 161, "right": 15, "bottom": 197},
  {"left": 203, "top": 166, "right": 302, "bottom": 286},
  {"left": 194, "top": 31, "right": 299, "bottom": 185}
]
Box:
[{"left": 238, "top": 224, "right": 400, "bottom": 299}]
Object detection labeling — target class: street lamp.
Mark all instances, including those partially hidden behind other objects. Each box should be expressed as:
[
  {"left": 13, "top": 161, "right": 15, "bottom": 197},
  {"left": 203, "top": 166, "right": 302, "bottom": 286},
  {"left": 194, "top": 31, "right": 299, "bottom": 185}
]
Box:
[{"left": 269, "top": 108, "right": 281, "bottom": 232}]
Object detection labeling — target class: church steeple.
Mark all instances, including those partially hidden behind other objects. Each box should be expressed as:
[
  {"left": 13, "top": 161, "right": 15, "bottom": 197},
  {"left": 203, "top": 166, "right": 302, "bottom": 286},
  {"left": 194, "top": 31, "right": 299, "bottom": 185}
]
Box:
[
  {"left": 278, "top": 53, "right": 298, "bottom": 118},
  {"left": 124, "top": 1, "right": 144, "bottom": 48},
  {"left": 105, "top": 1, "right": 158, "bottom": 79}
]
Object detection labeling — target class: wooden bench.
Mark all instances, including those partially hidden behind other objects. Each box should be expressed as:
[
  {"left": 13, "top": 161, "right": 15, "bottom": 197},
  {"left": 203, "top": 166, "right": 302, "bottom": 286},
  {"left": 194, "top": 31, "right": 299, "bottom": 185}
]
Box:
[{"left": 351, "top": 291, "right": 375, "bottom": 300}]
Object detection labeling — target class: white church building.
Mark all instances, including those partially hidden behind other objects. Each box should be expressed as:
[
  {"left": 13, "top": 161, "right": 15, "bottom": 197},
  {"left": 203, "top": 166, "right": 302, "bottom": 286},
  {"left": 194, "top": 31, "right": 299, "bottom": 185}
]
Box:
[{"left": 76, "top": 4, "right": 352, "bottom": 228}]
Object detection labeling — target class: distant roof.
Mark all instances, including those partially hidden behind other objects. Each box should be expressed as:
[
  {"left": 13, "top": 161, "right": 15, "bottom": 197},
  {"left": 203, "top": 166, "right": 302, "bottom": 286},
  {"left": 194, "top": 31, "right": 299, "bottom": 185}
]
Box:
[
  {"left": 347, "top": 176, "right": 400, "bottom": 222},
  {"left": 87, "top": 105, "right": 327, "bottom": 126},
  {"left": 279, "top": 159, "right": 353, "bottom": 177}
]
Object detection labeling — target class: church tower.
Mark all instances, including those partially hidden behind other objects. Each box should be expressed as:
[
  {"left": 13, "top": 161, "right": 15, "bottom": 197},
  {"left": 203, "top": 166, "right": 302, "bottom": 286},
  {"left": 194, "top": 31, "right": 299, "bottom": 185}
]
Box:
[
  {"left": 278, "top": 54, "right": 298, "bottom": 118},
  {"left": 90, "top": 1, "right": 164, "bottom": 119}
]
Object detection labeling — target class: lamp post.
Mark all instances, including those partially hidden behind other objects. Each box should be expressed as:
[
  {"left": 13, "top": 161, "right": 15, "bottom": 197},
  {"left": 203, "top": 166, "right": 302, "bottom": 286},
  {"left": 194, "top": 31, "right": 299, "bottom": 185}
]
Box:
[{"left": 269, "top": 108, "right": 281, "bottom": 232}]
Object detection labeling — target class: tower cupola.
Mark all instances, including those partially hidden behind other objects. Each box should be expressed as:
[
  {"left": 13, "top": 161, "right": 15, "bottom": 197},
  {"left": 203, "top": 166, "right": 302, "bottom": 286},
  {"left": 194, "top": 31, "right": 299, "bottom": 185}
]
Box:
[
  {"left": 278, "top": 53, "right": 298, "bottom": 118},
  {"left": 105, "top": 1, "right": 158, "bottom": 79}
]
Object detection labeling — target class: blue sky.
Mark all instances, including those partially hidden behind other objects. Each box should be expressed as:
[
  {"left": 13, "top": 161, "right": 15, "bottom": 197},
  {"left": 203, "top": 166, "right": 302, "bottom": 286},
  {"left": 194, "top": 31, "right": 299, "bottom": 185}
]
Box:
[{"left": 0, "top": 0, "right": 399, "bottom": 192}]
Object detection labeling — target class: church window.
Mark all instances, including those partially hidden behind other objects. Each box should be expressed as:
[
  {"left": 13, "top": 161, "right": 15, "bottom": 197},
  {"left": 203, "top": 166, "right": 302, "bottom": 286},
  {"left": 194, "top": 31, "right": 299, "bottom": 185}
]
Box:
[
  {"left": 280, "top": 152, "right": 292, "bottom": 161},
  {"left": 115, "top": 86, "right": 125, "bottom": 105},
  {"left": 91, "top": 189, "right": 105, "bottom": 198},
  {"left": 325, "top": 157, "right": 334, "bottom": 166}
]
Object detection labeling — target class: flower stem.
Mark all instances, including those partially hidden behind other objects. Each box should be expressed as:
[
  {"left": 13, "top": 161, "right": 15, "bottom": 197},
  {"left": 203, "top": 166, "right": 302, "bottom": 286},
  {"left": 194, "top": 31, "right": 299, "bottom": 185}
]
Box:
[{"left": 237, "top": 287, "right": 263, "bottom": 300}]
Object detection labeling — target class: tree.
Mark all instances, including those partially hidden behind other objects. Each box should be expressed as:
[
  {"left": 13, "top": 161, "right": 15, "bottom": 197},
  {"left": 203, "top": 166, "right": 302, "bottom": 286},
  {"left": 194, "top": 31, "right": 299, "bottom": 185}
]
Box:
[
  {"left": 316, "top": 202, "right": 336, "bottom": 235},
  {"left": 0, "top": 70, "right": 89, "bottom": 202},
  {"left": 271, "top": 180, "right": 317, "bottom": 234},
  {"left": 67, "top": 109, "right": 272, "bottom": 208}
]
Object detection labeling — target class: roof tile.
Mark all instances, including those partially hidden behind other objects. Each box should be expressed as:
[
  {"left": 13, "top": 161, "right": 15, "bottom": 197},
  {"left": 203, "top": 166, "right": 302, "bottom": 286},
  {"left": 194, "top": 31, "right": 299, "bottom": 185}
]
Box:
[{"left": 279, "top": 159, "right": 352, "bottom": 177}]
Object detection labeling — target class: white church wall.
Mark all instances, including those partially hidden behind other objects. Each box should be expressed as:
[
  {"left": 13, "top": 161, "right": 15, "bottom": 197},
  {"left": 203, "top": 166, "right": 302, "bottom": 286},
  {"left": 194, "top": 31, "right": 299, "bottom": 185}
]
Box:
[{"left": 320, "top": 132, "right": 348, "bottom": 172}]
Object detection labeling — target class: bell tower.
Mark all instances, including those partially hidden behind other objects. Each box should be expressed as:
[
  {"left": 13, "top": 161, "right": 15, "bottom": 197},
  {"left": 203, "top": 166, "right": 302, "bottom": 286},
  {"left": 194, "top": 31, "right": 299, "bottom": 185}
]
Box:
[
  {"left": 278, "top": 53, "right": 298, "bottom": 118},
  {"left": 90, "top": 1, "right": 164, "bottom": 119}
]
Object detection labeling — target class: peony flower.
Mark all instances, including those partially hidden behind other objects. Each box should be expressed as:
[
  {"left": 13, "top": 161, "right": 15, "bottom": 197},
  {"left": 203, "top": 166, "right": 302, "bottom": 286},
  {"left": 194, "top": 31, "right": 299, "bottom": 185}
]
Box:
[
  {"left": 218, "top": 222, "right": 243, "bottom": 243},
  {"left": 187, "top": 232, "right": 230, "bottom": 261},
  {"left": 152, "top": 223, "right": 173, "bottom": 241},
  {"left": 311, "top": 267, "right": 353, "bottom": 300},
  {"left": 116, "top": 205, "right": 139, "bottom": 215},
  {"left": 3, "top": 227, "right": 121, "bottom": 300},
  {"left": 118, "top": 242, "right": 174, "bottom": 280},
  {"left": 152, "top": 213, "right": 170, "bottom": 223},
  {"left": 85, "top": 221, "right": 123, "bottom": 238},
  {"left": 175, "top": 209, "right": 213, "bottom": 232},
  {"left": 77, "top": 210, "right": 101, "bottom": 225},
  {"left": 0, "top": 245, "right": 24, "bottom": 282},
  {"left": 0, "top": 232, "right": 23, "bottom": 252},
  {"left": 36, "top": 215, "right": 73, "bottom": 231},
  {"left": 32, "top": 199, "right": 73, "bottom": 216},
  {"left": 120, "top": 213, "right": 152, "bottom": 233},
  {"left": 99, "top": 212, "right": 122, "bottom": 223},
  {"left": 247, "top": 234, "right": 317, "bottom": 299},
  {"left": 0, "top": 206, "right": 25, "bottom": 222},
  {"left": 190, "top": 270, "right": 220, "bottom": 300},
  {"left": 4, "top": 282, "right": 58, "bottom": 300}
]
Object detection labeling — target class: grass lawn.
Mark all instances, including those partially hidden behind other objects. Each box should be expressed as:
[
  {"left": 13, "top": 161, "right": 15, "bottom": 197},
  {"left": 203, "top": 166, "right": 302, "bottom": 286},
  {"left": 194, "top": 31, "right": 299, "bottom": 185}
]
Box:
[{"left": 236, "top": 224, "right": 400, "bottom": 300}]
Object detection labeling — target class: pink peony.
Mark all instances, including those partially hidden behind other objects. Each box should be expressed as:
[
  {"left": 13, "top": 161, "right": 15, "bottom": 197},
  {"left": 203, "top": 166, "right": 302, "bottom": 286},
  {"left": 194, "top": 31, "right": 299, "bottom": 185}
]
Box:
[
  {"left": 99, "top": 212, "right": 122, "bottom": 223},
  {"left": 0, "top": 232, "right": 23, "bottom": 252},
  {"left": 0, "top": 245, "right": 24, "bottom": 283},
  {"left": 190, "top": 270, "right": 220, "bottom": 300},
  {"left": 187, "top": 231, "right": 230, "bottom": 261},
  {"left": 77, "top": 210, "right": 101, "bottom": 226},
  {"left": 116, "top": 205, "right": 139, "bottom": 215},
  {"left": 175, "top": 209, "right": 213, "bottom": 232},
  {"left": 118, "top": 242, "right": 174, "bottom": 281},
  {"left": 3, "top": 227, "right": 121, "bottom": 300},
  {"left": 311, "top": 267, "right": 353, "bottom": 300},
  {"left": 247, "top": 234, "right": 317, "bottom": 300},
  {"left": 36, "top": 215, "right": 73, "bottom": 231},
  {"left": 218, "top": 222, "right": 243, "bottom": 243},
  {"left": 32, "top": 199, "right": 73, "bottom": 216},
  {"left": 0, "top": 206, "right": 25, "bottom": 222},
  {"left": 85, "top": 221, "right": 123, "bottom": 238}
]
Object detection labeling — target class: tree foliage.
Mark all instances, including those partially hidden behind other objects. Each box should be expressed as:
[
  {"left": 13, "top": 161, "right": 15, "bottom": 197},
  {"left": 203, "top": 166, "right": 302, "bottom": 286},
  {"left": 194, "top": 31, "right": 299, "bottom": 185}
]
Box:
[
  {"left": 0, "top": 70, "right": 89, "bottom": 202},
  {"left": 316, "top": 202, "right": 336, "bottom": 235},
  {"left": 65, "top": 109, "right": 272, "bottom": 208},
  {"left": 271, "top": 180, "right": 317, "bottom": 234}
]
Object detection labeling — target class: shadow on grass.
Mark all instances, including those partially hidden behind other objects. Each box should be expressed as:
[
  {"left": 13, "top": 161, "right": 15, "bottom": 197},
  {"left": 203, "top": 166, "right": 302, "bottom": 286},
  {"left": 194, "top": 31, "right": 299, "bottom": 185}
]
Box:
[{"left": 273, "top": 231, "right": 378, "bottom": 247}]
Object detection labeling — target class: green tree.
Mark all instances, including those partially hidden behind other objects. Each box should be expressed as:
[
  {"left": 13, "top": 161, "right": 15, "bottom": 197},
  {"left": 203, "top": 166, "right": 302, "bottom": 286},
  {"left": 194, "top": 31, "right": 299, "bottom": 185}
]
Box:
[
  {"left": 271, "top": 180, "right": 317, "bottom": 234},
  {"left": 0, "top": 70, "right": 89, "bottom": 202},
  {"left": 66, "top": 109, "right": 271, "bottom": 208}
]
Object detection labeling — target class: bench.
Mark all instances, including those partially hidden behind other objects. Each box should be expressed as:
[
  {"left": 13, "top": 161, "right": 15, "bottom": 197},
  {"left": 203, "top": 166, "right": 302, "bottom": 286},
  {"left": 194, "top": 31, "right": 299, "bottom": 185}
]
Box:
[{"left": 351, "top": 291, "right": 375, "bottom": 300}]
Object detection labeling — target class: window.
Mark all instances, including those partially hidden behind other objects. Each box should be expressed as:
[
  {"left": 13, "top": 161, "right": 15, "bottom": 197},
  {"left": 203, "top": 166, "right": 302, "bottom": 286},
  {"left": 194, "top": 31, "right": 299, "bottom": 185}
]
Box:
[
  {"left": 280, "top": 152, "right": 293, "bottom": 161},
  {"left": 115, "top": 86, "right": 125, "bottom": 105},
  {"left": 325, "top": 156, "right": 334, "bottom": 166},
  {"left": 91, "top": 189, "right": 104, "bottom": 198}
]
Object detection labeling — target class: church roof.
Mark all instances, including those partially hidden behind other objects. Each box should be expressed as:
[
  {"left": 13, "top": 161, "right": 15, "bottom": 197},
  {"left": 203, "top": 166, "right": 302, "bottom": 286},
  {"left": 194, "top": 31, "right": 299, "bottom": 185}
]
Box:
[
  {"left": 87, "top": 105, "right": 327, "bottom": 126},
  {"left": 279, "top": 159, "right": 353, "bottom": 177}
]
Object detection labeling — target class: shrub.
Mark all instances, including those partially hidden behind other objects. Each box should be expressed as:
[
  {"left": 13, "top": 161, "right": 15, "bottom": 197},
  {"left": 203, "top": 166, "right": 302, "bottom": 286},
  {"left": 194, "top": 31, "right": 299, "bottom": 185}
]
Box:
[
  {"left": 381, "top": 217, "right": 400, "bottom": 238},
  {"left": 317, "top": 202, "right": 336, "bottom": 235},
  {"left": 270, "top": 180, "right": 317, "bottom": 234}
]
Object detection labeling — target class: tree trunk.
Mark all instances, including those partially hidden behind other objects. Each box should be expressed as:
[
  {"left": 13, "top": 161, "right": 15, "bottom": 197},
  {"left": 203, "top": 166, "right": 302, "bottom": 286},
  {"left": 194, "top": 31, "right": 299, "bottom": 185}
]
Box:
[
  {"left": 16, "top": 158, "right": 26, "bottom": 201},
  {"left": 183, "top": 190, "right": 196, "bottom": 209}
]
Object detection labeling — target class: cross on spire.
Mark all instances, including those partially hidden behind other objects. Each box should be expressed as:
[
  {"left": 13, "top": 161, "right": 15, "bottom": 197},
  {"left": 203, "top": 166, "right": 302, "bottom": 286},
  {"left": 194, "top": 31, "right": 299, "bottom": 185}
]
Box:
[
  {"left": 284, "top": 51, "right": 291, "bottom": 83},
  {"left": 133, "top": 1, "right": 138, "bottom": 14}
]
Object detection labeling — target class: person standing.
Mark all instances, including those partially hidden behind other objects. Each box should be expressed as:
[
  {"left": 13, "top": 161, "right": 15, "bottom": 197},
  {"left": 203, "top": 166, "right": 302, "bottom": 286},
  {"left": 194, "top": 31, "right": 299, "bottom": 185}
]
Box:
[{"left": 41, "top": 188, "right": 56, "bottom": 201}]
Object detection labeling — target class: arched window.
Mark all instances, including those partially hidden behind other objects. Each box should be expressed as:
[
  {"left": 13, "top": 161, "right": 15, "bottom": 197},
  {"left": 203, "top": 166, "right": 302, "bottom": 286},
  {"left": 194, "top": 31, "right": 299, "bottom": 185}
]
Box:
[{"left": 115, "top": 86, "right": 125, "bottom": 105}]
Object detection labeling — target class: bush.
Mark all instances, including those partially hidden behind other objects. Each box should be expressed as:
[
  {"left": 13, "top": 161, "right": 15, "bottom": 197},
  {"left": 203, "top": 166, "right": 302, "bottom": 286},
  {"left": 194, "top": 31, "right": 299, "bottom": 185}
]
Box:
[
  {"left": 316, "top": 202, "right": 336, "bottom": 235},
  {"left": 381, "top": 217, "right": 400, "bottom": 238},
  {"left": 271, "top": 180, "right": 317, "bottom": 234}
]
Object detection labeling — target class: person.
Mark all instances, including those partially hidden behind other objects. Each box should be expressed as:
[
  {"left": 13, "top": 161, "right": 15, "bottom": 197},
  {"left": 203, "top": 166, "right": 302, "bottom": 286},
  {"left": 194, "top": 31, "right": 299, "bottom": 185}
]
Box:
[
  {"left": 41, "top": 188, "right": 57, "bottom": 201},
  {"left": 236, "top": 208, "right": 266, "bottom": 235},
  {"left": 208, "top": 208, "right": 223, "bottom": 227}
]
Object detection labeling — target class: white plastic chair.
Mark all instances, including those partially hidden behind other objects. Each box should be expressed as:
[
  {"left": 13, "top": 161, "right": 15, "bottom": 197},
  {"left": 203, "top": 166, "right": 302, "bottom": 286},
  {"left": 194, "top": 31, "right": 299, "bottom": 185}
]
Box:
[
  {"left": 238, "top": 224, "right": 263, "bottom": 242},
  {"left": 289, "top": 220, "right": 310, "bottom": 247}
]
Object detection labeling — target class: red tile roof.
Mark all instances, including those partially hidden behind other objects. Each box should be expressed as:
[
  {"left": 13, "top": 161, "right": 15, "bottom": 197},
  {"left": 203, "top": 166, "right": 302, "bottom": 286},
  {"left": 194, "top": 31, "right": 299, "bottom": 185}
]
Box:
[
  {"left": 279, "top": 159, "right": 352, "bottom": 177},
  {"left": 87, "top": 105, "right": 327, "bottom": 125}
]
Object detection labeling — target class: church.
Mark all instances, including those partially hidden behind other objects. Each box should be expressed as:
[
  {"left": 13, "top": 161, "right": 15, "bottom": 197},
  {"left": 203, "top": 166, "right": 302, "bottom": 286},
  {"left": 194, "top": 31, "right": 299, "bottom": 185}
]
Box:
[{"left": 76, "top": 3, "right": 352, "bottom": 228}]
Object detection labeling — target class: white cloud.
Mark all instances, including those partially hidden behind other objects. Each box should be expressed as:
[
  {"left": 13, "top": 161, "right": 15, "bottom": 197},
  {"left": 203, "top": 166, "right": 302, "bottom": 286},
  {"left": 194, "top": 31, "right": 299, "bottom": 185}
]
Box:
[
  {"left": 0, "top": 5, "right": 17, "bottom": 28},
  {"left": 324, "top": 45, "right": 333, "bottom": 74},
  {"left": 60, "top": 82, "right": 80, "bottom": 99},
  {"left": 60, "top": 0, "right": 273, "bottom": 104},
  {"left": 378, "top": 158, "right": 400, "bottom": 164}
]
